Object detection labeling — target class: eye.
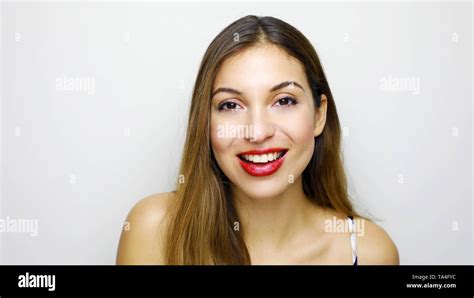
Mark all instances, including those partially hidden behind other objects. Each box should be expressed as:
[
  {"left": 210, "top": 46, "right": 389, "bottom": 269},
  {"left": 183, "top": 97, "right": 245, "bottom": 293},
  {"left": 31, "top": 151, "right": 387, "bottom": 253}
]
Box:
[
  {"left": 217, "top": 101, "right": 242, "bottom": 111},
  {"left": 274, "top": 96, "right": 298, "bottom": 107}
]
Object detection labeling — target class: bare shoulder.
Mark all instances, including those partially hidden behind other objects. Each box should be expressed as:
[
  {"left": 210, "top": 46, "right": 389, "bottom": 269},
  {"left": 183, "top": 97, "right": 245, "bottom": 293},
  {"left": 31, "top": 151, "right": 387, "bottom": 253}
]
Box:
[
  {"left": 355, "top": 217, "right": 400, "bottom": 265},
  {"left": 116, "top": 192, "right": 176, "bottom": 265}
]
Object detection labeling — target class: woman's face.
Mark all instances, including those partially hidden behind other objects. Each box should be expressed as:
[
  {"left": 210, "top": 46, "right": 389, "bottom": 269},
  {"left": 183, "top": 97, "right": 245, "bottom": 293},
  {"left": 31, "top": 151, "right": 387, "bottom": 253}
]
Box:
[{"left": 210, "top": 44, "right": 327, "bottom": 200}]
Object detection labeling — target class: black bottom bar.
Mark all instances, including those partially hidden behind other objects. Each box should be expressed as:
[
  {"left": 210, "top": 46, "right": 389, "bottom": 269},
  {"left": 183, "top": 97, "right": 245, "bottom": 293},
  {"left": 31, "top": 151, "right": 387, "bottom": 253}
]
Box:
[{"left": 0, "top": 265, "right": 472, "bottom": 297}]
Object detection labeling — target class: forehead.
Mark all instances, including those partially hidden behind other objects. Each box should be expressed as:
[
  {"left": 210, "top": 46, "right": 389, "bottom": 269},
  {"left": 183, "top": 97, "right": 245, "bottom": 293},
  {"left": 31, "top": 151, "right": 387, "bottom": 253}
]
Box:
[{"left": 213, "top": 44, "right": 308, "bottom": 90}]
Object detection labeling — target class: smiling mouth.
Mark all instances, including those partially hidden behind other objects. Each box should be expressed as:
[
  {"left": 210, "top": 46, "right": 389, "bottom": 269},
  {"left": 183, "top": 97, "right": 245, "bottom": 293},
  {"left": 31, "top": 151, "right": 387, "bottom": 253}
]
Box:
[
  {"left": 236, "top": 148, "right": 288, "bottom": 177},
  {"left": 237, "top": 150, "right": 288, "bottom": 164}
]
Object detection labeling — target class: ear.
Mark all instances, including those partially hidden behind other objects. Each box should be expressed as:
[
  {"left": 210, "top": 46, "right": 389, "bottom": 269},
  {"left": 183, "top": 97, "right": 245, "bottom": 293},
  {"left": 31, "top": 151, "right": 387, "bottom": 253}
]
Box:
[{"left": 313, "top": 94, "right": 328, "bottom": 137}]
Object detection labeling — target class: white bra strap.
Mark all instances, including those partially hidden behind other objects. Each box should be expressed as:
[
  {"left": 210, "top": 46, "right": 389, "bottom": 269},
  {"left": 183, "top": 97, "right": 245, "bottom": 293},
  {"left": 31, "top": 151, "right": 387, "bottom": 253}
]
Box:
[{"left": 347, "top": 216, "right": 357, "bottom": 264}]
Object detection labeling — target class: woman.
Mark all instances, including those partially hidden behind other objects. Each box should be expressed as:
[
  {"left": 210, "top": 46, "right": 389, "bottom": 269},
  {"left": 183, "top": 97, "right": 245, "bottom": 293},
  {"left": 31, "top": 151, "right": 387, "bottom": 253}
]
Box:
[{"left": 116, "top": 15, "right": 399, "bottom": 265}]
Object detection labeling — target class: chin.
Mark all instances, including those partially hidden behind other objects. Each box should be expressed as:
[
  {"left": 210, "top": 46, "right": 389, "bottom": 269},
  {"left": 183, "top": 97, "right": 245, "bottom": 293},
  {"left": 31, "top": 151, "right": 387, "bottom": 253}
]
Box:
[{"left": 233, "top": 177, "right": 290, "bottom": 200}]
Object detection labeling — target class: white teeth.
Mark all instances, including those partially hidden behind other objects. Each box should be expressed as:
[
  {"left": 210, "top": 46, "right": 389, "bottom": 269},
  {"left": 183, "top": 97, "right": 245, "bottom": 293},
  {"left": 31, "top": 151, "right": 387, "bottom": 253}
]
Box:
[
  {"left": 268, "top": 154, "right": 275, "bottom": 162},
  {"left": 240, "top": 151, "right": 286, "bottom": 163}
]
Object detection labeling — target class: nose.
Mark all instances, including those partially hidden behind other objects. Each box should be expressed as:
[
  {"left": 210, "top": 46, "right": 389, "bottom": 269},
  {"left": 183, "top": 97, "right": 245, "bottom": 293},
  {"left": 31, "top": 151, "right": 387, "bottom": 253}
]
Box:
[{"left": 247, "top": 108, "right": 275, "bottom": 143}]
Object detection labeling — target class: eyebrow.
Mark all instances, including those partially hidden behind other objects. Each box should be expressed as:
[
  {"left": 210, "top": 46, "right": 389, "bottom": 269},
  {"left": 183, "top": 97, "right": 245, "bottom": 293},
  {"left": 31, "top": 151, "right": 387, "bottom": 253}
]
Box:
[{"left": 211, "top": 80, "right": 305, "bottom": 98}]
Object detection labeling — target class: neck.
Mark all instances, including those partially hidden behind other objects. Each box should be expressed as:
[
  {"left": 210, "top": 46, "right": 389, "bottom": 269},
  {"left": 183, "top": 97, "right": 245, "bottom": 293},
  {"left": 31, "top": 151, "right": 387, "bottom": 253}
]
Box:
[{"left": 231, "top": 177, "right": 317, "bottom": 253}]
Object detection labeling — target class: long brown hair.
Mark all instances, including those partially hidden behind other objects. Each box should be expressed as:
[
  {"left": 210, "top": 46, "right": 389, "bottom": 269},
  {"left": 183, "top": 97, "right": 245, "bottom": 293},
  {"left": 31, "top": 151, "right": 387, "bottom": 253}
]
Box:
[{"left": 165, "top": 15, "right": 358, "bottom": 264}]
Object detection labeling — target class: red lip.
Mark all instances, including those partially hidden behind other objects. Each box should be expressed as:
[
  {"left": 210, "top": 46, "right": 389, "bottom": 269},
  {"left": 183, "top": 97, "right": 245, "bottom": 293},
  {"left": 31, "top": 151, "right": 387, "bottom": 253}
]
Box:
[{"left": 237, "top": 148, "right": 288, "bottom": 177}]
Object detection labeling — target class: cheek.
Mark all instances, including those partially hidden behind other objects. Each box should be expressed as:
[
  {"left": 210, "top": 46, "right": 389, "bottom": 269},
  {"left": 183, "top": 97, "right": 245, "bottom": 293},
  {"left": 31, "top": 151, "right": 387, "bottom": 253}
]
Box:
[
  {"left": 284, "top": 109, "right": 315, "bottom": 145},
  {"left": 282, "top": 110, "right": 316, "bottom": 177},
  {"left": 210, "top": 115, "right": 232, "bottom": 161}
]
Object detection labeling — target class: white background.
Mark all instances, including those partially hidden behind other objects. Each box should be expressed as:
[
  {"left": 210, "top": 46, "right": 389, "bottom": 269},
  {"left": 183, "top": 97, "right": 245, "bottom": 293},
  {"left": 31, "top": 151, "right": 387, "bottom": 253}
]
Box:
[{"left": 1, "top": 1, "right": 472, "bottom": 264}]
